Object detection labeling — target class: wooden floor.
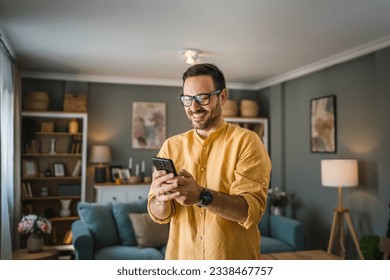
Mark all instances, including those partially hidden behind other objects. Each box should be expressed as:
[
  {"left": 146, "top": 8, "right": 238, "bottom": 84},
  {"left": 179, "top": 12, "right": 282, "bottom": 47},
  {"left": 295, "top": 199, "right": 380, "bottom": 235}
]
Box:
[{"left": 262, "top": 250, "right": 343, "bottom": 260}]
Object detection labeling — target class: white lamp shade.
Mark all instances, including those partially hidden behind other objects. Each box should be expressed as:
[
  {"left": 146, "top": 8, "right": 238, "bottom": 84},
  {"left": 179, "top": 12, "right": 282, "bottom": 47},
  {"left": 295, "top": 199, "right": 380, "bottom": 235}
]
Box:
[
  {"left": 89, "top": 145, "right": 112, "bottom": 164},
  {"left": 321, "top": 159, "right": 358, "bottom": 187}
]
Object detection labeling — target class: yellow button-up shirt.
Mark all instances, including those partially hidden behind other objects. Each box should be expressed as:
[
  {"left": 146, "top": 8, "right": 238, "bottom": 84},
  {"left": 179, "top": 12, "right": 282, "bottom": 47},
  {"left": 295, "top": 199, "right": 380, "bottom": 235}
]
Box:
[{"left": 148, "top": 121, "right": 271, "bottom": 259}]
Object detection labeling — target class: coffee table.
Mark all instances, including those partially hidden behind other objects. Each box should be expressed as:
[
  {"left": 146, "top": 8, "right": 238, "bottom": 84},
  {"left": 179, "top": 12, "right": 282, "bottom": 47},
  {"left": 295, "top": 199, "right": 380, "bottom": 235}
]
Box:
[
  {"left": 262, "top": 250, "right": 343, "bottom": 260},
  {"left": 13, "top": 247, "right": 59, "bottom": 260}
]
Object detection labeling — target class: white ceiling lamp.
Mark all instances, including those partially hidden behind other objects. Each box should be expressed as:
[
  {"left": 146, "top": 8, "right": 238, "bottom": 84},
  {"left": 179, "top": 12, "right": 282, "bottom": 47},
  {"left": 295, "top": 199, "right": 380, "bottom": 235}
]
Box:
[{"left": 179, "top": 49, "right": 201, "bottom": 65}]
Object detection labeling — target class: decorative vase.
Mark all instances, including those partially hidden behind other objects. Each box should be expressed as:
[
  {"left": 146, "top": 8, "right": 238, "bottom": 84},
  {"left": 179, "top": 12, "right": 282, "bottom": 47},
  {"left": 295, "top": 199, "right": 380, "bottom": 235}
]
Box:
[
  {"left": 40, "top": 187, "right": 49, "bottom": 197},
  {"left": 50, "top": 138, "right": 56, "bottom": 154},
  {"left": 60, "top": 199, "right": 72, "bottom": 217},
  {"left": 27, "top": 233, "right": 44, "bottom": 253},
  {"left": 271, "top": 206, "right": 283, "bottom": 216},
  {"left": 68, "top": 119, "right": 79, "bottom": 134}
]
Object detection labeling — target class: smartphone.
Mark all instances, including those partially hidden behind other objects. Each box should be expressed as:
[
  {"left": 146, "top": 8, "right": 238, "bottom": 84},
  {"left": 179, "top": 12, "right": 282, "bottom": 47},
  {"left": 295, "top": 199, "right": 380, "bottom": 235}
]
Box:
[{"left": 152, "top": 157, "right": 177, "bottom": 176}]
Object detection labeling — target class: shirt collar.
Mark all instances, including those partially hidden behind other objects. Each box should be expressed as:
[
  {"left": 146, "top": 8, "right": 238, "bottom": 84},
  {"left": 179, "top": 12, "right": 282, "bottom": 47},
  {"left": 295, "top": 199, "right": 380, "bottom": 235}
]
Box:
[{"left": 194, "top": 121, "right": 228, "bottom": 142}]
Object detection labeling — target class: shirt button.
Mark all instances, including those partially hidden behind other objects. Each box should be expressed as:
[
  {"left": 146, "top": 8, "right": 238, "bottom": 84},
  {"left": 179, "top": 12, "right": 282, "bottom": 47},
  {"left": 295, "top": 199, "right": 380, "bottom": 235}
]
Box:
[
  {"left": 199, "top": 236, "right": 203, "bottom": 240},
  {"left": 201, "top": 167, "right": 205, "bottom": 172},
  {"left": 261, "top": 182, "right": 266, "bottom": 186},
  {"left": 203, "top": 147, "right": 207, "bottom": 151}
]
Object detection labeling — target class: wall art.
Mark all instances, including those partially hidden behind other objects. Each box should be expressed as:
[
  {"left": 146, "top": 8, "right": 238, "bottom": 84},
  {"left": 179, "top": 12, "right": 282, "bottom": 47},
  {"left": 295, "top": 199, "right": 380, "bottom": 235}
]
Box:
[
  {"left": 132, "top": 102, "right": 166, "bottom": 149},
  {"left": 310, "top": 95, "right": 336, "bottom": 153}
]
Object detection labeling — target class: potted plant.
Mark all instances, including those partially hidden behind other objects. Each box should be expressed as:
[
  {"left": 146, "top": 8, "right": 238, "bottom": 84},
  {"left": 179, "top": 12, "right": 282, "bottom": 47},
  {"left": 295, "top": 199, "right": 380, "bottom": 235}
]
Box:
[
  {"left": 17, "top": 214, "right": 52, "bottom": 253},
  {"left": 269, "top": 187, "right": 289, "bottom": 215}
]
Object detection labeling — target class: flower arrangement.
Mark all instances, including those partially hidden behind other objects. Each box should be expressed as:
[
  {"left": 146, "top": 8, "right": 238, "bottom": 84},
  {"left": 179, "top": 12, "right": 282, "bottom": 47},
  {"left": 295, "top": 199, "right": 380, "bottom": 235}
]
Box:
[
  {"left": 17, "top": 214, "right": 52, "bottom": 236},
  {"left": 269, "top": 187, "right": 289, "bottom": 208}
]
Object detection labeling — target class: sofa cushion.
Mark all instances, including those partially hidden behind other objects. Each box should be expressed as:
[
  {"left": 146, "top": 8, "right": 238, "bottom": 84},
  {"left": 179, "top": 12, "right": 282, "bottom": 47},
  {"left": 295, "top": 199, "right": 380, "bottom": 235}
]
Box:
[
  {"left": 258, "top": 199, "right": 270, "bottom": 236},
  {"left": 128, "top": 213, "right": 169, "bottom": 248},
  {"left": 111, "top": 200, "right": 148, "bottom": 246},
  {"left": 260, "top": 237, "right": 295, "bottom": 254},
  {"left": 95, "top": 245, "right": 164, "bottom": 260},
  {"left": 77, "top": 202, "right": 119, "bottom": 249}
]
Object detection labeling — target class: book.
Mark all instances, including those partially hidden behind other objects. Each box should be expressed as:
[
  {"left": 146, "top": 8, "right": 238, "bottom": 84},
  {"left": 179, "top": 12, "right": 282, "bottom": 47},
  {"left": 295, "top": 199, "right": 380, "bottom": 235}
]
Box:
[
  {"left": 71, "top": 159, "right": 82, "bottom": 177},
  {"left": 63, "top": 230, "right": 73, "bottom": 244},
  {"left": 73, "top": 135, "right": 81, "bottom": 153},
  {"left": 21, "top": 183, "right": 28, "bottom": 199},
  {"left": 26, "top": 182, "right": 33, "bottom": 197},
  {"left": 24, "top": 204, "right": 33, "bottom": 214},
  {"left": 67, "top": 136, "right": 74, "bottom": 153}
]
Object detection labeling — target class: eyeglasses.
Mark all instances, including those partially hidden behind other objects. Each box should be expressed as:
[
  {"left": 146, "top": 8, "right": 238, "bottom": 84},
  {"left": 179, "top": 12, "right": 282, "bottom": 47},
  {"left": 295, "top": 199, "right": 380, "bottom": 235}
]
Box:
[{"left": 178, "top": 89, "right": 222, "bottom": 107}]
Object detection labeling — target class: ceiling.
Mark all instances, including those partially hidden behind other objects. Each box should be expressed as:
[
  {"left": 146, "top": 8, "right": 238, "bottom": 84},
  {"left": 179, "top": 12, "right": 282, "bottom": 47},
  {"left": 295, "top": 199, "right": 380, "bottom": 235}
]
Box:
[{"left": 1, "top": 0, "right": 390, "bottom": 90}]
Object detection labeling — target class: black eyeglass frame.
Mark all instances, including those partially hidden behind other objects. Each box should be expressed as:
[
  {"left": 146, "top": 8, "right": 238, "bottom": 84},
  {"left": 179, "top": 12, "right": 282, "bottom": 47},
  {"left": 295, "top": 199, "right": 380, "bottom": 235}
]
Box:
[{"left": 178, "top": 89, "right": 222, "bottom": 107}]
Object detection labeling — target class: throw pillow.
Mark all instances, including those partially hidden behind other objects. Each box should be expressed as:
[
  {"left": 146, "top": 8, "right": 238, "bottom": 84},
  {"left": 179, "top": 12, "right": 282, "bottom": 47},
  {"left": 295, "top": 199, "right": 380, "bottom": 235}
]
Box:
[
  {"left": 77, "top": 202, "right": 119, "bottom": 249},
  {"left": 111, "top": 200, "right": 148, "bottom": 246},
  {"left": 128, "top": 213, "right": 169, "bottom": 248}
]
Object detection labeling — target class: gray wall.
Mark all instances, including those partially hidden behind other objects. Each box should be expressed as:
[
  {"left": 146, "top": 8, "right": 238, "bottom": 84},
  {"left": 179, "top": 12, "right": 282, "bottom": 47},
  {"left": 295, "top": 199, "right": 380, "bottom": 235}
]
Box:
[{"left": 263, "top": 47, "right": 390, "bottom": 257}]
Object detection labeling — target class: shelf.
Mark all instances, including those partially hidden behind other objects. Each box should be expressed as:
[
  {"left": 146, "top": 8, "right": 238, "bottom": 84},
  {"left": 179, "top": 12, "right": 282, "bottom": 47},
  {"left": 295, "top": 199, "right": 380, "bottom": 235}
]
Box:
[
  {"left": 20, "top": 80, "right": 88, "bottom": 248},
  {"left": 36, "top": 132, "right": 83, "bottom": 136},
  {"left": 224, "top": 117, "right": 268, "bottom": 123},
  {"left": 51, "top": 244, "right": 75, "bottom": 251},
  {"left": 95, "top": 182, "right": 150, "bottom": 187},
  {"left": 23, "top": 153, "right": 82, "bottom": 157},
  {"left": 22, "top": 176, "right": 81, "bottom": 181},
  {"left": 49, "top": 216, "right": 79, "bottom": 222},
  {"left": 21, "top": 196, "right": 81, "bottom": 202},
  {"left": 22, "top": 111, "right": 87, "bottom": 118}
]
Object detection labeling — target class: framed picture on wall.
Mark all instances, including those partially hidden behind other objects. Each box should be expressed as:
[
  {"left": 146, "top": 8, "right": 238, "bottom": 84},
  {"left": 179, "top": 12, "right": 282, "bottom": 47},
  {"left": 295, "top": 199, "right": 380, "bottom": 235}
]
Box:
[
  {"left": 310, "top": 95, "right": 336, "bottom": 153},
  {"left": 132, "top": 102, "right": 166, "bottom": 149}
]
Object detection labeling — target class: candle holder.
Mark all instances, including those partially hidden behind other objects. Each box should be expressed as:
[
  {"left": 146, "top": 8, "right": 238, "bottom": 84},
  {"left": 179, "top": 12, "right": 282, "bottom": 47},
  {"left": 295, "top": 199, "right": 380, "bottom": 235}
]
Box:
[
  {"left": 50, "top": 138, "right": 56, "bottom": 154},
  {"left": 129, "top": 175, "right": 141, "bottom": 184},
  {"left": 143, "top": 176, "right": 152, "bottom": 184}
]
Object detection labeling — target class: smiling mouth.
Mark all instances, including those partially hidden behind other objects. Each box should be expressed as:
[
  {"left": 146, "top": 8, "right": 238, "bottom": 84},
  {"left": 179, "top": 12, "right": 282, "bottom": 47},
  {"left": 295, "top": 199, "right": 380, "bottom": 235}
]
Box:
[{"left": 190, "top": 111, "right": 207, "bottom": 121}]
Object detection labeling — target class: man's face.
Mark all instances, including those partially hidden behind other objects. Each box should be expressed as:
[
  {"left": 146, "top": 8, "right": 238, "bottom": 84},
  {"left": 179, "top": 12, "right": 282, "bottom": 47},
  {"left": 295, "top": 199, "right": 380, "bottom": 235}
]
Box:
[{"left": 182, "top": 75, "right": 224, "bottom": 131}]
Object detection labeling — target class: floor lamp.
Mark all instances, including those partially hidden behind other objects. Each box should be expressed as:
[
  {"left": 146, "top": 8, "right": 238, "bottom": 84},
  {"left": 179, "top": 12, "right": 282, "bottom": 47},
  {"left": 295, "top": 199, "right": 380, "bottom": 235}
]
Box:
[{"left": 321, "top": 159, "right": 364, "bottom": 260}]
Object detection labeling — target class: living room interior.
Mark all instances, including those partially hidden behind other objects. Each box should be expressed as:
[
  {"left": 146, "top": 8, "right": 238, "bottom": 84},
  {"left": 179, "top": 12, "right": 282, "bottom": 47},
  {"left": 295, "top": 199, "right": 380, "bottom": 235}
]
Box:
[{"left": 1, "top": 1, "right": 390, "bottom": 260}]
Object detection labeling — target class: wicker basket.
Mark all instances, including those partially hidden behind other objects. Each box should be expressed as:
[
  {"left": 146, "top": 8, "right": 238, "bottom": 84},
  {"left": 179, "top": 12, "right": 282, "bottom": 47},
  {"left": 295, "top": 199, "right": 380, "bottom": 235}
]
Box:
[
  {"left": 23, "top": 91, "right": 49, "bottom": 111},
  {"left": 240, "top": 99, "right": 259, "bottom": 117},
  {"left": 63, "top": 93, "right": 87, "bottom": 112},
  {"left": 222, "top": 100, "right": 238, "bottom": 117}
]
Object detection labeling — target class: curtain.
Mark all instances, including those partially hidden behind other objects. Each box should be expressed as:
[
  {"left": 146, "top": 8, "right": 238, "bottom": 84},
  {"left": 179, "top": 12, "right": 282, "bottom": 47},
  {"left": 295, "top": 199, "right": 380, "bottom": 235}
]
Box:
[{"left": 0, "top": 39, "right": 16, "bottom": 260}]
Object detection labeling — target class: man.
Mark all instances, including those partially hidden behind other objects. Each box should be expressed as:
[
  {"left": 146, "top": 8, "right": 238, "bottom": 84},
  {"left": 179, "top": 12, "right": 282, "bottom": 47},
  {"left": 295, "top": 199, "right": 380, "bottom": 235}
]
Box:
[{"left": 148, "top": 63, "right": 271, "bottom": 259}]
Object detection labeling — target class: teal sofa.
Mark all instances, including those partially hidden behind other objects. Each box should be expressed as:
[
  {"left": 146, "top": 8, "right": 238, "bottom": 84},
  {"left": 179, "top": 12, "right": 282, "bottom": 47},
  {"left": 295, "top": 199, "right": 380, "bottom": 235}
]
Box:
[
  {"left": 72, "top": 200, "right": 166, "bottom": 260},
  {"left": 72, "top": 199, "right": 304, "bottom": 259},
  {"left": 258, "top": 202, "right": 305, "bottom": 253}
]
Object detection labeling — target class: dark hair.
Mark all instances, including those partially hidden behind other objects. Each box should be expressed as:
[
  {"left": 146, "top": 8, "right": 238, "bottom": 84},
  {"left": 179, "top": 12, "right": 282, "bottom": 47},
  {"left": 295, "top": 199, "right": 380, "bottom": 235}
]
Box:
[{"left": 182, "top": 63, "right": 226, "bottom": 90}]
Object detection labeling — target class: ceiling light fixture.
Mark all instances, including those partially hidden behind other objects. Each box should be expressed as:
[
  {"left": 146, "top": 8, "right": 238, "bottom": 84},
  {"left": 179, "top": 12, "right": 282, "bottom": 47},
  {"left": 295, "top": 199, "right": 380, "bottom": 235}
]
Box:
[{"left": 179, "top": 49, "right": 201, "bottom": 65}]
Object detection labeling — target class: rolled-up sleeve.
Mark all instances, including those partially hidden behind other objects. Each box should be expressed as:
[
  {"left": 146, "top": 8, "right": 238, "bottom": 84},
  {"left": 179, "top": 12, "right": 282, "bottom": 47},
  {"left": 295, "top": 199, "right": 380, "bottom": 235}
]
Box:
[{"left": 230, "top": 132, "right": 271, "bottom": 229}]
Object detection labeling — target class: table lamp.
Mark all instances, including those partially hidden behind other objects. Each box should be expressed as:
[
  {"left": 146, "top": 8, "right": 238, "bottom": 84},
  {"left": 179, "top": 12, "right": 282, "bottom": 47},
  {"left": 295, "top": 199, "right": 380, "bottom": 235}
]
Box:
[
  {"left": 321, "top": 159, "right": 364, "bottom": 259},
  {"left": 90, "top": 145, "right": 111, "bottom": 183}
]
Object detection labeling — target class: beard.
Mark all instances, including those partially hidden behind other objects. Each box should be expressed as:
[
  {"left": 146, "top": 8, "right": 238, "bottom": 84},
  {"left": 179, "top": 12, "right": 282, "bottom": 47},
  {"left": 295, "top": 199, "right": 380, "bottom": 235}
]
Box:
[{"left": 187, "top": 99, "right": 222, "bottom": 130}]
